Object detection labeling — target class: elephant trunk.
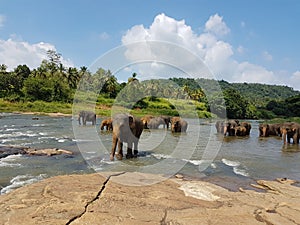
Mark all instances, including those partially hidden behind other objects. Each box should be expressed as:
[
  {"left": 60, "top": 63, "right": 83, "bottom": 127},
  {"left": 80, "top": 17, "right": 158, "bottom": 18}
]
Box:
[
  {"left": 282, "top": 130, "right": 287, "bottom": 144},
  {"left": 262, "top": 127, "right": 268, "bottom": 137}
]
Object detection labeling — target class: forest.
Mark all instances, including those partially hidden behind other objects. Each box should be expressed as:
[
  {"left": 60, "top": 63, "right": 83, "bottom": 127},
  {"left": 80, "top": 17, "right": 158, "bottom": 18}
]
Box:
[{"left": 0, "top": 50, "right": 299, "bottom": 119}]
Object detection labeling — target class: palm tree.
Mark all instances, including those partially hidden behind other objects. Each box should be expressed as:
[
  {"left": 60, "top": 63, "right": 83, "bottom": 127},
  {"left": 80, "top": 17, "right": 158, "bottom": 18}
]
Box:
[
  {"left": 128, "top": 72, "right": 138, "bottom": 83},
  {"left": 105, "top": 75, "right": 118, "bottom": 98},
  {"left": 67, "top": 67, "right": 79, "bottom": 89},
  {"left": 0, "top": 64, "right": 7, "bottom": 73}
]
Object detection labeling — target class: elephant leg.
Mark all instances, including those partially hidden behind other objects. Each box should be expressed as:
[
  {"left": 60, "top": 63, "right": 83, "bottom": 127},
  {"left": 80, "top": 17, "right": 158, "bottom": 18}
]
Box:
[
  {"left": 282, "top": 131, "right": 287, "bottom": 144},
  {"left": 223, "top": 126, "right": 228, "bottom": 136},
  {"left": 116, "top": 141, "right": 123, "bottom": 160},
  {"left": 293, "top": 133, "right": 298, "bottom": 144},
  {"left": 133, "top": 141, "right": 138, "bottom": 157},
  {"left": 126, "top": 142, "right": 133, "bottom": 159},
  {"left": 83, "top": 118, "right": 86, "bottom": 126},
  {"left": 287, "top": 134, "right": 291, "bottom": 144},
  {"left": 110, "top": 136, "right": 118, "bottom": 161}
]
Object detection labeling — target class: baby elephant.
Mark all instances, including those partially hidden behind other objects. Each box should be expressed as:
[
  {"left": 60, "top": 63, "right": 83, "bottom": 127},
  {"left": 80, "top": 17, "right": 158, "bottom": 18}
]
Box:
[
  {"left": 171, "top": 117, "right": 188, "bottom": 133},
  {"left": 100, "top": 118, "right": 113, "bottom": 131},
  {"left": 110, "top": 114, "right": 144, "bottom": 160},
  {"left": 147, "top": 117, "right": 165, "bottom": 129},
  {"left": 78, "top": 110, "right": 96, "bottom": 126}
]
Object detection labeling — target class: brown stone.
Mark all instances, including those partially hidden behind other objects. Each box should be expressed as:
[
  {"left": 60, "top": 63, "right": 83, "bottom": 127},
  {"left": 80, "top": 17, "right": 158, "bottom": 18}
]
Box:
[
  {"left": 25, "top": 148, "right": 73, "bottom": 156},
  {"left": 0, "top": 173, "right": 300, "bottom": 225}
]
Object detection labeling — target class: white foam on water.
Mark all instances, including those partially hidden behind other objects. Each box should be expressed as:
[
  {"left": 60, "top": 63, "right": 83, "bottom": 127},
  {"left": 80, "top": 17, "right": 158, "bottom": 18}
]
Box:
[
  {"left": 100, "top": 158, "right": 116, "bottom": 165},
  {"left": 222, "top": 158, "right": 249, "bottom": 177},
  {"left": 233, "top": 167, "right": 249, "bottom": 177},
  {"left": 0, "top": 133, "right": 14, "bottom": 138},
  {"left": 152, "top": 153, "right": 173, "bottom": 160},
  {"left": 0, "top": 132, "right": 39, "bottom": 138},
  {"left": 5, "top": 128, "right": 18, "bottom": 131},
  {"left": 0, "top": 174, "right": 47, "bottom": 195},
  {"left": 183, "top": 159, "right": 203, "bottom": 166},
  {"left": 0, "top": 161, "right": 22, "bottom": 168},
  {"left": 72, "top": 139, "right": 95, "bottom": 142},
  {"left": 0, "top": 154, "right": 23, "bottom": 168},
  {"left": 38, "top": 136, "right": 56, "bottom": 140},
  {"left": 210, "top": 163, "right": 217, "bottom": 169},
  {"left": 221, "top": 158, "right": 241, "bottom": 167},
  {"left": 32, "top": 124, "right": 46, "bottom": 127}
]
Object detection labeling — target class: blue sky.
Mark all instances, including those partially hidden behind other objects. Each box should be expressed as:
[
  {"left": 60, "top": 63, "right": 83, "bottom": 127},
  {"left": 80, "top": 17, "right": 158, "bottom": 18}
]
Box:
[{"left": 1, "top": 0, "right": 300, "bottom": 89}]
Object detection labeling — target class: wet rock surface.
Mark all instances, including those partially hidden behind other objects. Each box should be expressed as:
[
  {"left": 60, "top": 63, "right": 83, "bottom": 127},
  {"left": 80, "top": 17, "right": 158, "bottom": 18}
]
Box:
[
  {"left": 0, "top": 172, "right": 299, "bottom": 225},
  {"left": 0, "top": 145, "right": 73, "bottom": 158}
]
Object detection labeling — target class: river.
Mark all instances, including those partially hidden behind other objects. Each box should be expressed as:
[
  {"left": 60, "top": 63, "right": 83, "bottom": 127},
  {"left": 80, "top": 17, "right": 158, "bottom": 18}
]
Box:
[{"left": 0, "top": 113, "right": 299, "bottom": 194}]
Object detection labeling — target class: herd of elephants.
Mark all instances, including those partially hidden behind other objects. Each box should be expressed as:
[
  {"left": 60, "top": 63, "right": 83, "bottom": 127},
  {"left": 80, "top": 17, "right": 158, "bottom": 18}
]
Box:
[
  {"left": 215, "top": 119, "right": 300, "bottom": 145},
  {"left": 77, "top": 110, "right": 300, "bottom": 161}
]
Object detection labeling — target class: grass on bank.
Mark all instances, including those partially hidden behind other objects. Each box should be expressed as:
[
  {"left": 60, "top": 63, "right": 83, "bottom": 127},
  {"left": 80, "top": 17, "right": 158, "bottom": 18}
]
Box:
[
  {"left": 1, "top": 97, "right": 299, "bottom": 123},
  {"left": 0, "top": 99, "right": 73, "bottom": 115},
  {"left": 0, "top": 96, "right": 214, "bottom": 118}
]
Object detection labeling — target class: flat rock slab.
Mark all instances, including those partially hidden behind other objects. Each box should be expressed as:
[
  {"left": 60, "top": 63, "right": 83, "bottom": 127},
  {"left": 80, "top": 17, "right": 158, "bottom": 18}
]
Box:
[
  {"left": 0, "top": 146, "right": 73, "bottom": 158},
  {"left": 0, "top": 172, "right": 300, "bottom": 225}
]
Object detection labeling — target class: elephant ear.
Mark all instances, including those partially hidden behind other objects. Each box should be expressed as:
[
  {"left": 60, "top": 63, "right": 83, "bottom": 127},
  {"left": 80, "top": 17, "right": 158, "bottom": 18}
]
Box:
[{"left": 128, "top": 115, "right": 134, "bottom": 126}]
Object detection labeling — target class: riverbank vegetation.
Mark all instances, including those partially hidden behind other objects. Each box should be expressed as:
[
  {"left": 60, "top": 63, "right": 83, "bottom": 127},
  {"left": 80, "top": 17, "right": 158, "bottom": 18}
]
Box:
[{"left": 0, "top": 50, "right": 299, "bottom": 119}]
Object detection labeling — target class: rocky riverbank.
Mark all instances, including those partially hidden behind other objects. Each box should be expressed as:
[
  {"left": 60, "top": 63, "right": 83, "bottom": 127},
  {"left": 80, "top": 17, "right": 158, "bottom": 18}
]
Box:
[
  {"left": 0, "top": 145, "right": 73, "bottom": 158},
  {"left": 0, "top": 172, "right": 299, "bottom": 225}
]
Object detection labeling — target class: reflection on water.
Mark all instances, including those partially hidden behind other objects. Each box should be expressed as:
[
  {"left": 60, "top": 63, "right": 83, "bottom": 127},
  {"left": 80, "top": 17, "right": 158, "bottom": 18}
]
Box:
[
  {"left": 282, "top": 144, "right": 300, "bottom": 152},
  {"left": 1, "top": 113, "right": 300, "bottom": 193}
]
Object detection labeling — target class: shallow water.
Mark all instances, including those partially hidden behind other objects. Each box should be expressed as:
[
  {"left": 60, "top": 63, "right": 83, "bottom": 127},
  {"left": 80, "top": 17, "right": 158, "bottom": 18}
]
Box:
[{"left": 0, "top": 113, "right": 299, "bottom": 193}]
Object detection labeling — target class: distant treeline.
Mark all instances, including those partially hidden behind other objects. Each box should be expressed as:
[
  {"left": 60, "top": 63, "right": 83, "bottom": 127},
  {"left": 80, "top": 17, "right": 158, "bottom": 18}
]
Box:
[
  {"left": 0, "top": 50, "right": 299, "bottom": 119},
  {"left": 170, "top": 77, "right": 300, "bottom": 118}
]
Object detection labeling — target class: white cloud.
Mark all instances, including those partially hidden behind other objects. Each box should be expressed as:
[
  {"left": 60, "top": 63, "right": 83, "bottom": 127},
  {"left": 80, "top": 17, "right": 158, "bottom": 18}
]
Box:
[
  {"left": 235, "top": 62, "right": 275, "bottom": 83},
  {"left": 0, "top": 38, "right": 73, "bottom": 70},
  {"left": 99, "top": 32, "right": 110, "bottom": 40},
  {"left": 237, "top": 46, "right": 246, "bottom": 54},
  {"left": 0, "top": 14, "right": 5, "bottom": 27},
  {"left": 290, "top": 71, "right": 300, "bottom": 90},
  {"left": 262, "top": 51, "right": 273, "bottom": 61},
  {"left": 121, "top": 13, "right": 284, "bottom": 87},
  {"left": 204, "top": 14, "right": 230, "bottom": 37}
]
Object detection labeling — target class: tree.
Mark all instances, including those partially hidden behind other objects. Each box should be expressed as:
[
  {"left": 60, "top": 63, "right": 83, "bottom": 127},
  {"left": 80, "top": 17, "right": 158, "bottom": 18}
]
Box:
[
  {"left": 128, "top": 72, "right": 138, "bottom": 83},
  {"left": 66, "top": 67, "right": 79, "bottom": 89},
  {"left": 0, "top": 64, "right": 7, "bottom": 73},
  {"left": 223, "top": 88, "right": 249, "bottom": 119},
  {"left": 23, "top": 77, "right": 53, "bottom": 101}
]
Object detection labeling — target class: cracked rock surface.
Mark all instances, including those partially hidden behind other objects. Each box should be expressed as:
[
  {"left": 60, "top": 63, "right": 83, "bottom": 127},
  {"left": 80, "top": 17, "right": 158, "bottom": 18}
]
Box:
[{"left": 0, "top": 172, "right": 300, "bottom": 225}]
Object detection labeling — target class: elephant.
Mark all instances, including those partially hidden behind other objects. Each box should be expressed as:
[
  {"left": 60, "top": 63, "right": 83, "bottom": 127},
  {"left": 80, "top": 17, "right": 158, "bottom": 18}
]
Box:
[
  {"left": 170, "top": 117, "right": 188, "bottom": 133},
  {"left": 259, "top": 123, "right": 281, "bottom": 137},
  {"left": 215, "top": 120, "right": 225, "bottom": 133},
  {"left": 234, "top": 122, "right": 251, "bottom": 136},
  {"left": 223, "top": 119, "right": 239, "bottom": 136},
  {"left": 159, "top": 115, "right": 171, "bottom": 129},
  {"left": 239, "top": 121, "right": 252, "bottom": 135},
  {"left": 100, "top": 118, "right": 113, "bottom": 131},
  {"left": 280, "top": 122, "right": 300, "bottom": 144},
  {"left": 234, "top": 125, "right": 247, "bottom": 136},
  {"left": 140, "top": 115, "right": 155, "bottom": 129},
  {"left": 147, "top": 117, "right": 165, "bottom": 129},
  {"left": 78, "top": 110, "right": 96, "bottom": 125},
  {"left": 110, "top": 114, "right": 144, "bottom": 160}
]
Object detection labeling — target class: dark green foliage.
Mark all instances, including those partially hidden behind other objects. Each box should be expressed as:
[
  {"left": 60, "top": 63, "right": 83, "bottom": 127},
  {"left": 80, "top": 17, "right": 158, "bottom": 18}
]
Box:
[
  {"left": 1, "top": 57, "right": 299, "bottom": 119},
  {"left": 266, "top": 95, "right": 300, "bottom": 117},
  {"left": 23, "top": 77, "right": 53, "bottom": 101},
  {"left": 223, "top": 88, "right": 248, "bottom": 119}
]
